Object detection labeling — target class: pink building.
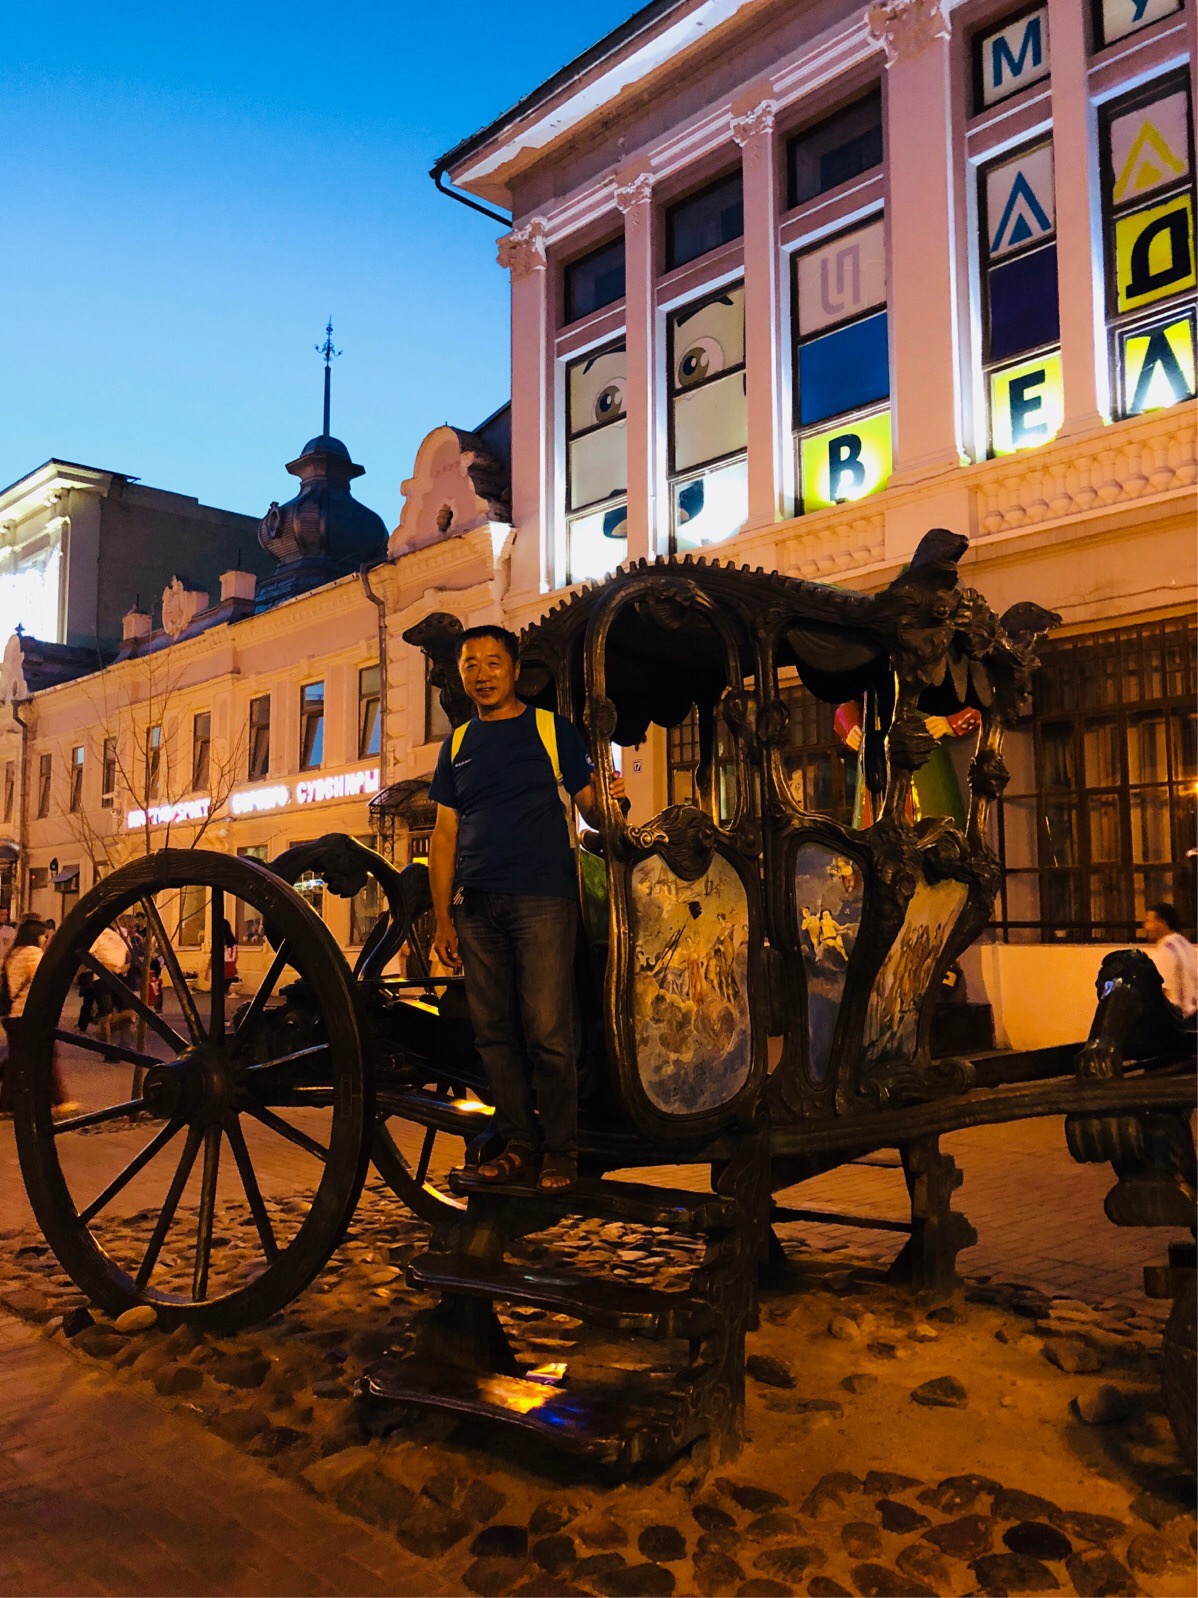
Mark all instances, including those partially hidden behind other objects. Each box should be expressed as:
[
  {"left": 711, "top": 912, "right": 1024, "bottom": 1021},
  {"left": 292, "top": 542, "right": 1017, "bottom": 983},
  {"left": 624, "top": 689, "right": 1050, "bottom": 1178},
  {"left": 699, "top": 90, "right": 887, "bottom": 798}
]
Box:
[{"left": 403, "top": 0, "right": 1196, "bottom": 1044}]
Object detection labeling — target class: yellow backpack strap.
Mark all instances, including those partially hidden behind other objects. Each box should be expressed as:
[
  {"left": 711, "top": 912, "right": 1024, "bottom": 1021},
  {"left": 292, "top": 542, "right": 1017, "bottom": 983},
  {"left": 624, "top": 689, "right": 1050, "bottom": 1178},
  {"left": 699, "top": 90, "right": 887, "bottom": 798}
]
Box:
[
  {"left": 450, "top": 723, "right": 469, "bottom": 760},
  {"left": 535, "top": 707, "right": 562, "bottom": 784}
]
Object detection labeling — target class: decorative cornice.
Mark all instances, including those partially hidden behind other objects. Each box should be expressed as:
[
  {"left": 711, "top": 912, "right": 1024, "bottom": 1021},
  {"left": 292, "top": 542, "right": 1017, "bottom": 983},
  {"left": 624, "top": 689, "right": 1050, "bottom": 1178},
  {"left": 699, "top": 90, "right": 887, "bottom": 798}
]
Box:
[
  {"left": 613, "top": 170, "right": 654, "bottom": 213},
  {"left": 867, "top": 0, "right": 950, "bottom": 67},
  {"left": 496, "top": 218, "right": 548, "bottom": 278},
  {"left": 730, "top": 99, "right": 777, "bottom": 148}
]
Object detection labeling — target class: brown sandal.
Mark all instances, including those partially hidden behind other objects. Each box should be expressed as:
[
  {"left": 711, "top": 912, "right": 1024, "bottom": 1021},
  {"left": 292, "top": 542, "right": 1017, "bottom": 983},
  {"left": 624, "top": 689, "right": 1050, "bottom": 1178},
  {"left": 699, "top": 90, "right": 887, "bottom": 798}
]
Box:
[
  {"left": 538, "top": 1155, "right": 577, "bottom": 1193},
  {"left": 476, "top": 1145, "right": 538, "bottom": 1185}
]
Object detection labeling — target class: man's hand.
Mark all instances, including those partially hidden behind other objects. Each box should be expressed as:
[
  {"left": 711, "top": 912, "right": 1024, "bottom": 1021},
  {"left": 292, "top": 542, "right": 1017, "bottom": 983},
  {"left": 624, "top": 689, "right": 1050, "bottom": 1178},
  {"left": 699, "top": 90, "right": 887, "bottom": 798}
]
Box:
[
  {"left": 432, "top": 919, "right": 461, "bottom": 970},
  {"left": 609, "top": 771, "right": 628, "bottom": 809}
]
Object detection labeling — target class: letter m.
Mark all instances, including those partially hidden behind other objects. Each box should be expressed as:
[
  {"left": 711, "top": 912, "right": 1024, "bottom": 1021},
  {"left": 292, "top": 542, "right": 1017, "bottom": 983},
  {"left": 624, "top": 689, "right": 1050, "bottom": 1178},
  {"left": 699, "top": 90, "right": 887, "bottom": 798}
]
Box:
[{"left": 991, "top": 16, "right": 1042, "bottom": 88}]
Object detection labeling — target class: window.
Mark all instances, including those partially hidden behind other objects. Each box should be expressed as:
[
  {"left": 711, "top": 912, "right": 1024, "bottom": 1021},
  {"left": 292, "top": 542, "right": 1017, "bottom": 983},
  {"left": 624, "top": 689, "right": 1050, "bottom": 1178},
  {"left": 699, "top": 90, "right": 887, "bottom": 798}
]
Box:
[
  {"left": 788, "top": 91, "right": 883, "bottom": 209},
  {"left": 1092, "top": 0, "right": 1182, "bottom": 52},
  {"left": 665, "top": 171, "right": 744, "bottom": 271},
  {"left": 794, "top": 218, "right": 891, "bottom": 511},
  {"left": 565, "top": 338, "right": 628, "bottom": 581},
  {"left": 2, "top": 761, "right": 14, "bottom": 824},
  {"left": 349, "top": 835, "right": 383, "bottom": 946},
  {"left": 994, "top": 617, "right": 1196, "bottom": 941},
  {"left": 29, "top": 866, "right": 48, "bottom": 892},
  {"left": 667, "top": 712, "right": 737, "bottom": 822},
  {"left": 980, "top": 140, "right": 1063, "bottom": 455},
  {"left": 1099, "top": 74, "right": 1196, "bottom": 421},
  {"left": 235, "top": 845, "right": 268, "bottom": 946},
  {"left": 425, "top": 662, "right": 451, "bottom": 745},
  {"left": 293, "top": 847, "right": 325, "bottom": 920},
  {"left": 37, "top": 754, "right": 51, "bottom": 819},
  {"left": 69, "top": 745, "right": 84, "bottom": 813},
  {"left": 358, "top": 666, "right": 381, "bottom": 759},
  {"left": 101, "top": 738, "right": 117, "bottom": 809},
  {"left": 248, "top": 694, "right": 271, "bottom": 780},
  {"left": 973, "top": 6, "right": 1050, "bottom": 113},
  {"left": 145, "top": 724, "right": 162, "bottom": 801},
  {"left": 563, "top": 236, "right": 625, "bottom": 324},
  {"left": 191, "top": 712, "right": 211, "bottom": 791},
  {"left": 668, "top": 283, "right": 748, "bottom": 551},
  {"left": 300, "top": 682, "right": 325, "bottom": 770},
  {"left": 177, "top": 883, "right": 205, "bottom": 948}
]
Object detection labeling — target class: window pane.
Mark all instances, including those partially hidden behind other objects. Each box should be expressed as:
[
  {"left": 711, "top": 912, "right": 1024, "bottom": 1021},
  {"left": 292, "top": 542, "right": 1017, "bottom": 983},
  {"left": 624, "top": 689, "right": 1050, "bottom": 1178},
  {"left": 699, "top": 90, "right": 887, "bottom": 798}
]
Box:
[
  {"left": 1170, "top": 710, "right": 1196, "bottom": 779},
  {"left": 568, "top": 502, "right": 628, "bottom": 584},
  {"left": 1089, "top": 868, "right": 1128, "bottom": 932},
  {"left": 670, "top": 286, "right": 745, "bottom": 392},
  {"left": 788, "top": 91, "right": 883, "bottom": 208},
  {"left": 236, "top": 845, "right": 268, "bottom": 945},
  {"left": 796, "top": 219, "right": 886, "bottom": 337},
  {"left": 1088, "top": 793, "right": 1122, "bottom": 862},
  {"left": 672, "top": 457, "right": 748, "bottom": 551},
  {"left": 567, "top": 343, "right": 626, "bottom": 435},
  {"left": 665, "top": 171, "right": 743, "bottom": 270},
  {"left": 301, "top": 683, "right": 324, "bottom": 770},
  {"left": 1127, "top": 715, "right": 1168, "bottom": 784},
  {"left": 672, "top": 371, "right": 747, "bottom": 472},
  {"left": 1083, "top": 720, "right": 1121, "bottom": 787},
  {"left": 987, "top": 244, "right": 1060, "bottom": 361},
  {"left": 1041, "top": 800, "right": 1078, "bottom": 867},
  {"left": 797, "top": 312, "right": 889, "bottom": 426},
  {"left": 569, "top": 418, "right": 628, "bottom": 509},
  {"left": 564, "top": 237, "right": 625, "bottom": 323},
  {"left": 1130, "top": 786, "right": 1171, "bottom": 863}
]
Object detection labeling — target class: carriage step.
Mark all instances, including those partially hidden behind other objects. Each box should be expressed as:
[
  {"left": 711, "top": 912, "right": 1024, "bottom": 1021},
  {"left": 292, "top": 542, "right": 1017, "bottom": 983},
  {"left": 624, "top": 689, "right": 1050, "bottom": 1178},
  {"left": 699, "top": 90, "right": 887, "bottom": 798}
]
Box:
[
  {"left": 449, "top": 1168, "right": 740, "bottom": 1234},
  {"left": 407, "top": 1250, "right": 714, "bottom": 1338},
  {"left": 357, "top": 1355, "right": 703, "bottom": 1469}
]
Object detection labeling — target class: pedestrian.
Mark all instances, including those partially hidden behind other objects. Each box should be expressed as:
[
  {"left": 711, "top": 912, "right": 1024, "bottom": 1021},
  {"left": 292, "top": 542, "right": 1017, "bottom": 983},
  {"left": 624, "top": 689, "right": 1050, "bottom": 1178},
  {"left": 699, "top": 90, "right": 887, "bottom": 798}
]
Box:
[
  {"left": 1141, "top": 901, "right": 1197, "bottom": 1021},
  {"left": 202, "top": 918, "right": 239, "bottom": 993},
  {"left": 429, "top": 624, "right": 625, "bottom": 1194},
  {"left": 0, "top": 908, "right": 14, "bottom": 968},
  {"left": 0, "top": 916, "right": 77, "bottom": 1115}
]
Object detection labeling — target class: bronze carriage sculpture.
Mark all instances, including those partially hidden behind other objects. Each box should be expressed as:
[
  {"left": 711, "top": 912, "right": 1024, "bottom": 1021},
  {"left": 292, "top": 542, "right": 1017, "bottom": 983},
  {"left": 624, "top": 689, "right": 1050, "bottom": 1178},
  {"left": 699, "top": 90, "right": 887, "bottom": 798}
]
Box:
[{"left": 12, "top": 531, "right": 1196, "bottom": 1469}]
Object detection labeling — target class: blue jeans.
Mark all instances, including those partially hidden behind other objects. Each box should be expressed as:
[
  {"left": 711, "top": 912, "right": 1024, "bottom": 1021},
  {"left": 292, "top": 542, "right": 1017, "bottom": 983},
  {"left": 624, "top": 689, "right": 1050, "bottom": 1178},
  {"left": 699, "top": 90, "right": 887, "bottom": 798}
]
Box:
[{"left": 454, "top": 892, "right": 578, "bottom": 1157}]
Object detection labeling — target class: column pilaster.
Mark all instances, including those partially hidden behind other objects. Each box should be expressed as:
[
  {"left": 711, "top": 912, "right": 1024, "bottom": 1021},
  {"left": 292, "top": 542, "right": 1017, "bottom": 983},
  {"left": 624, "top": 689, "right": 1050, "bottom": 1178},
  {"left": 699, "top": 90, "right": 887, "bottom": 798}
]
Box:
[
  {"left": 615, "top": 167, "right": 656, "bottom": 564},
  {"left": 498, "top": 218, "right": 551, "bottom": 593},
  {"left": 732, "top": 94, "right": 784, "bottom": 530}
]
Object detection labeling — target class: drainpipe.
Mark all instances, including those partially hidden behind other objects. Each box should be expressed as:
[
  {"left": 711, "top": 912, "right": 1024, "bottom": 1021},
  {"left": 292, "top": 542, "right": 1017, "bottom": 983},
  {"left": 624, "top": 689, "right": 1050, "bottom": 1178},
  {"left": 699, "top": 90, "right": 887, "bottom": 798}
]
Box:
[
  {"left": 11, "top": 698, "right": 29, "bottom": 919},
  {"left": 359, "top": 563, "right": 388, "bottom": 788},
  {"left": 429, "top": 162, "right": 512, "bottom": 228}
]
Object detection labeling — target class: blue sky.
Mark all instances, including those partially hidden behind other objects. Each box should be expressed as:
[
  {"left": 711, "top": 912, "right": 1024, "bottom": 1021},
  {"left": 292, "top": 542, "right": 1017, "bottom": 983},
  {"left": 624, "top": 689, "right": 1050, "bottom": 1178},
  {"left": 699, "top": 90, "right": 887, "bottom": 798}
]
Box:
[{"left": 4, "top": 2, "right": 635, "bottom": 526}]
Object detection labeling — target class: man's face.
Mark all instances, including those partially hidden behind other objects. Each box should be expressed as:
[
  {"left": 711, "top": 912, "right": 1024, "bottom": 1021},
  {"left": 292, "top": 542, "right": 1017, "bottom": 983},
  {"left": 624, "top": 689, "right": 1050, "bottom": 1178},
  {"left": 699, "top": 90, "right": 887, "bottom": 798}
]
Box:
[
  {"left": 459, "top": 638, "right": 517, "bottom": 711},
  {"left": 1142, "top": 910, "right": 1167, "bottom": 942}
]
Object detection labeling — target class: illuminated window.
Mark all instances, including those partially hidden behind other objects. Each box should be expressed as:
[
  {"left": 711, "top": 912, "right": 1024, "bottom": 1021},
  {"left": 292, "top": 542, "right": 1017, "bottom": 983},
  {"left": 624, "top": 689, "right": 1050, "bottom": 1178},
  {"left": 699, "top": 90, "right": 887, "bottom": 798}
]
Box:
[
  {"left": 177, "top": 883, "right": 205, "bottom": 948},
  {"left": 793, "top": 218, "right": 891, "bottom": 511},
  {"left": 358, "top": 665, "right": 381, "bottom": 759},
  {"left": 979, "top": 140, "right": 1062, "bottom": 455},
  {"left": 349, "top": 834, "right": 383, "bottom": 946},
  {"left": 1100, "top": 73, "right": 1196, "bottom": 419},
  {"left": 248, "top": 694, "right": 271, "bottom": 780},
  {"left": 668, "top": 283, "right": 748, "bottom": 551},
  {"left": 69, "top": 745, "right": 84, "bottom": 813},
  {"left": 236, "top": 844, "right": 269, "bottom": 946},
  {"left": 972, "top": 6, "right": 1050, "bottom": 113},
  {"left": 665, "top": 171, "right": 743, "bottom": 271},
  {"left": 37, "top": 754, "right": 51, "bottom": 818},
  {"left": 192, "top": 711, "right": 211, "bottom": 792},
  {"left": 145, "top": 724, "right": 162, "bottom": 801},
  {"left": 1092, "top": 0, "right": 1182, "bottom": 52},
  {"left": 101, "top": 737, "right": 117, "bottom": 809},
  {"left": 565, "top": 339, "right": 628, "bottom": 582},
  {"left": 563, "top": 237, "right": 625, "bottom": 324},
  {"left": 299, "top": 682, "right": 325, "bottom": 770},
  {"left": 788, "top": 91, "right": 883, "bottom": 209},
  {"left": 292, "top": 844, "right": 325, "bottom": 919}
]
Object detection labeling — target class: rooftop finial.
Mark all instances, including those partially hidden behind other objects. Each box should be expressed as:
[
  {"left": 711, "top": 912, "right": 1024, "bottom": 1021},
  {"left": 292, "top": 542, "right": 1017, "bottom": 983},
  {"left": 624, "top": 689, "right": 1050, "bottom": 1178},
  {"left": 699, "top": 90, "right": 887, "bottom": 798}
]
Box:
[{"left": 315, "top": 317, "right": 342, "bottom": 437}]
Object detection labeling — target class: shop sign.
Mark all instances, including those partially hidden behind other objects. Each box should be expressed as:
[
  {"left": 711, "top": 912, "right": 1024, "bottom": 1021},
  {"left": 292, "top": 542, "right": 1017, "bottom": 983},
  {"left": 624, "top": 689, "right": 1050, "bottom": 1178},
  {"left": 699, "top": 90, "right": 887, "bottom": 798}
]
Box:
[
  {"left": 126, "top": 765, "right": 381, "bottom": 828},
  {"left": 978, "top": 8, "right": 1049, "bottom": 109},
  {"left": 126, "top": 797, "right": 211, "bottom": 830},
  {"left": 1115, "top": 193, "right": 1196, "bottom": 312},
  {"left": 1100, "top": 0, "right": 1182, "bottom": 48},
  {"left": 1121, "top": 311, "right": 1197, "bottom": 414},
  {"left": 800, "top": 409, "right": 892, "bottom": 513},
  {"left": 990, "top": 351, "right": 1063, "bottom": 454}
]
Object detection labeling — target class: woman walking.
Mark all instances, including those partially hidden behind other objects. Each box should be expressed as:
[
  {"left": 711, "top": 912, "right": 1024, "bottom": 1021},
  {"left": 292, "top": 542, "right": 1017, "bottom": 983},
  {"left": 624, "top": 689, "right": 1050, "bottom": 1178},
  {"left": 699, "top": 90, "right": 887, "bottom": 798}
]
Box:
[{"left": 0, "top": 916, "right": 76, "bottom": 1115}]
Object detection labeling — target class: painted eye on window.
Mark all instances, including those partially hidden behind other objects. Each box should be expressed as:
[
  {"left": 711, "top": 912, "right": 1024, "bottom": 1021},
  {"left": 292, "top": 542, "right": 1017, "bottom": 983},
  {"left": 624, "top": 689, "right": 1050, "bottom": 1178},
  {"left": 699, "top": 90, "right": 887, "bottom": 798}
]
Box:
[
  {"left": 593, "top": 379, "right": 626, "bottom": 424},
  {"left": 676, "top": 336, "right": 725, "bottom": 389}
]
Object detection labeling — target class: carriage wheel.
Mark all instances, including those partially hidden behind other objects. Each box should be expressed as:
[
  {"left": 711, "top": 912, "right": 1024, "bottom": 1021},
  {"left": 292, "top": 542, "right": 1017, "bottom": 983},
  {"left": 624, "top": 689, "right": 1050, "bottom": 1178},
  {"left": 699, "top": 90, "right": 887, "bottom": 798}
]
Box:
[{"left": 13, "top": 849, "right": 371, "bottom": 1333}]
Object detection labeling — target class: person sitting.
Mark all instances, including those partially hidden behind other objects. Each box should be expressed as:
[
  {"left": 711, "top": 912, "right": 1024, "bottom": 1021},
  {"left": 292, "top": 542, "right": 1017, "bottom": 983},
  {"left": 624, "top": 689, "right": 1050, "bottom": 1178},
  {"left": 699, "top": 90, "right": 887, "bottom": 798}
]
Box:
[{"left": 1141, "top": 901, "right": 1197, "bottom": 1023}]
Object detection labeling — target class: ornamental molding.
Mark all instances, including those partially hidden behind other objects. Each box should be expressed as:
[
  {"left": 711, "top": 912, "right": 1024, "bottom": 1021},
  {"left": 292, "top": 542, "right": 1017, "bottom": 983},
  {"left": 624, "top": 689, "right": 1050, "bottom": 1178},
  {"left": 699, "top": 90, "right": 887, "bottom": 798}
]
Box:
[
  {"left": 0, "top": 633, "right": 29, "bottom": 706},
  {"left": 775, "top": 510, "right": 885, "bottom": 580},
  {"left": 867, "top": 0, "right": 951, "bottom": 66},
  {"left": 730, "top": 99, "right": 777, "bottom": 148},
  {"left": 614, "top": 170, "right": 654, "bottom": 213},
  {"left": 160, "top": 576, "right": 209, "bottom": 639},
  {"left": 496, "top": 218, "right": 548, "bottom": 278}
]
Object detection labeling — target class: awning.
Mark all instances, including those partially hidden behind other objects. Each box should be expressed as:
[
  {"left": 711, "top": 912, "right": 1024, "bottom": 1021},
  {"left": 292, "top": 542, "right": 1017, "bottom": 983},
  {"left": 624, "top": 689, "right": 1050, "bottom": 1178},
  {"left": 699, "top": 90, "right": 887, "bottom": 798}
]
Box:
[{"left": 51, "top": 866, "right": 80, "bottom": 888}]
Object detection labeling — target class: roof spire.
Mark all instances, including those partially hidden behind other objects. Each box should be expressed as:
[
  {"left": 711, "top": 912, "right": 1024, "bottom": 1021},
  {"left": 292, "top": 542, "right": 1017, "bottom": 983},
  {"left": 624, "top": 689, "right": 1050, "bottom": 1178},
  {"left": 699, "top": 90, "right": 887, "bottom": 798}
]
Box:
[{"left": 315, "top": 317, "right": 341, "bottom": 436}]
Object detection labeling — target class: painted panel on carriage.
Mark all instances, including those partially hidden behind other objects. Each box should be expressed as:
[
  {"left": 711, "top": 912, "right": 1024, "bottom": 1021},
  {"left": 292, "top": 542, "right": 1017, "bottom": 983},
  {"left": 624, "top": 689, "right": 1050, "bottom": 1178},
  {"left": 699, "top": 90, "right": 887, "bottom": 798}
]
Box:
[
  {"left": 794, "top": 844, "right": 864, "bottom": 1085},
  {"left": 629, "top": 851, "right": 751, "bottom": 1114},
  {"left": 862, "top": 878, "right": 968, "bottom": 1067}
]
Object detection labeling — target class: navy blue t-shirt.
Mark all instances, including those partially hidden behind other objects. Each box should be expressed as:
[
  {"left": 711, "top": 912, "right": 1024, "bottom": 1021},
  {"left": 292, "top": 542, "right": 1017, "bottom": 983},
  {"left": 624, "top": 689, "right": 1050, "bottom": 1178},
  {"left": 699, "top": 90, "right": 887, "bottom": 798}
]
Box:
[{"left": 428, "top": 708, "right": 594, "bottom": 899}]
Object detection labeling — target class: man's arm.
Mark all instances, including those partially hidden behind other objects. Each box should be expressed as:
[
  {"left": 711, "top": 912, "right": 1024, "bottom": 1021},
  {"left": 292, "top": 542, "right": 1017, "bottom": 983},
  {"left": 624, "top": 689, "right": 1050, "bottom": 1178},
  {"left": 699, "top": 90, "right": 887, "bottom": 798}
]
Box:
[
  {"left": 428, "top": 803, "right": 461, "bottom": 969},
  {"left": 573, "top": 772, "right": 627, "bottom": 830}
]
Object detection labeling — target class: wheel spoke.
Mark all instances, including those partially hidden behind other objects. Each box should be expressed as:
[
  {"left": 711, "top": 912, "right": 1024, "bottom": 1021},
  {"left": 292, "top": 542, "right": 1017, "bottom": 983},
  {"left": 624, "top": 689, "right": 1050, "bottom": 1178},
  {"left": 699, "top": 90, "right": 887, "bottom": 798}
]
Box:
[
  {"left": 53, "top": 1029, "right": 163, "bottom": 1070},
  {"left": 210, "top": 888, "right": 226, "bottom": 1045},
  {"left": 225, "top": 1115, "right": 278, "bottom": 1262},
  {"left": 241, "top": 1103, "right": 327, "bottom": 1163},
  {"left": 193, "top": 1125, "right": 221, "bottom": 1300},
  {"left": 53, "top": 1097, "right": 147, "bottom": 1136},
  {"left": 77, "top": 953, "right": 188, "bottom": 1054},
  {"left": 414, "top": 1124, "right": 437, "bottom": 1185},
  {"left": 79, "top": 1120, "right": 183, "bottom": 1224},
  {"left": 231, "top": 939, "right": 293, "bottom": 1052},
  {"left": 136, "top": 1124, "right": 203, "bottom": 1289},
  {"left": 139, "top": 895, "right": 206, "bottom": 1045},
  {"left": 241, "top": 1043, "right": 330, "bottom": 1081}
]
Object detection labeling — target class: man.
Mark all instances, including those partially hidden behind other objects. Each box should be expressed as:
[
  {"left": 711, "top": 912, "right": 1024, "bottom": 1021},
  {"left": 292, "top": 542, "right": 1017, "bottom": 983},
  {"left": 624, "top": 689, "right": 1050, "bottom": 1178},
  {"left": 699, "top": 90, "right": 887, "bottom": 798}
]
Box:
[
  {"left": 429, "top": 625, "right": 624, "bottom": 1193},
  {"left": 1141, "top": 902, "right": 1197, "bottom": 1022}
]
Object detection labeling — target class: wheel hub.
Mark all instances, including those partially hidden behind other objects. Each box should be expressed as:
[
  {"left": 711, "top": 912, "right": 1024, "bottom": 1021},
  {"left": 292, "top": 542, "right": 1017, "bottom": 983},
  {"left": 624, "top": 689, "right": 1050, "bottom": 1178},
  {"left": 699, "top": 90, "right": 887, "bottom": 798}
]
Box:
[{"left": 144, "top": 1048, "right": 237, "bottom": 1126}]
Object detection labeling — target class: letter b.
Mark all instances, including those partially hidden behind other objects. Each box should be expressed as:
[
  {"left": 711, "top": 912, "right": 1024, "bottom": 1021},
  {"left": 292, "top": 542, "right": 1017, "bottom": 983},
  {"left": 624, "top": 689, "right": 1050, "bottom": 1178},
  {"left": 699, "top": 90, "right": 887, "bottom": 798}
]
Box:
[{"left": 827, "top": 434, "right": 866, "bottom": 500}]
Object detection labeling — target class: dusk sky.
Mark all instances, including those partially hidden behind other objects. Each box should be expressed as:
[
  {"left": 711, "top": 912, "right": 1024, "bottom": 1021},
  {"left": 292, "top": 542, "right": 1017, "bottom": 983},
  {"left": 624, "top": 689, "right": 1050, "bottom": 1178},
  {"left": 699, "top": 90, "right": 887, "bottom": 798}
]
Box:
[{"left": 5, "top": 1, "right": 635, "bottom": 527}]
